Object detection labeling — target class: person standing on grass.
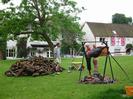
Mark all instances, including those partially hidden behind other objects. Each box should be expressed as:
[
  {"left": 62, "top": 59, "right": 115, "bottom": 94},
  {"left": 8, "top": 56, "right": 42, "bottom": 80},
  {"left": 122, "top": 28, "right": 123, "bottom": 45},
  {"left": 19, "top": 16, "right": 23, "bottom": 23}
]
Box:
[
  {"left": 84, "top": 43, "right": 99, "bottom": 77},
  {"left": 54, "top": 42, "right": 61, "bottom": 74}
]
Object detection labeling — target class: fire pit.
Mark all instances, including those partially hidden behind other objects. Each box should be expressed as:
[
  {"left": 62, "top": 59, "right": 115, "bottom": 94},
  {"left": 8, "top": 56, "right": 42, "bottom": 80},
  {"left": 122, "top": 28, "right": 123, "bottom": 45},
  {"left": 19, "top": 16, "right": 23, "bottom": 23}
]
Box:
[{"left": 80, "top": 73, "right": 115, "bottom": 84}]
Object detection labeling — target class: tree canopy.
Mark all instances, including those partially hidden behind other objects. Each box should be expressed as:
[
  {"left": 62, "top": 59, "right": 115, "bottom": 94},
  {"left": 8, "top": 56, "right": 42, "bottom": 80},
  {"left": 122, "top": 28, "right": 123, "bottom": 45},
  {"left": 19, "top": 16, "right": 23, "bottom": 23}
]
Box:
[
  {"left": 0, "top": 0, "right": 83, "bottom": 51},
  {"left": 112, "top": 13, "right": 132, "bottom": 24}
]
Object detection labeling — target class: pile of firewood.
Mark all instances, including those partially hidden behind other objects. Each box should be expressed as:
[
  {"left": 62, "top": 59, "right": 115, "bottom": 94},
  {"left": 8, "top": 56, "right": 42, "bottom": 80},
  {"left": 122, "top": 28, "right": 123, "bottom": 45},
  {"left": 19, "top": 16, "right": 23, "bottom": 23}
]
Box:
[{"left": 5, "top": 56, "right": 63, "bottom": 77}]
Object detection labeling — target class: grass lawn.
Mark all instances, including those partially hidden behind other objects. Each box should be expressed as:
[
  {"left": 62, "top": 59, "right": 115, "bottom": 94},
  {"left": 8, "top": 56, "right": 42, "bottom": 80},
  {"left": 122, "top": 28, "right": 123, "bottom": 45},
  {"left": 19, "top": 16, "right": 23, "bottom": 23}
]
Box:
[{"left": 0, "top": 56, "right": 133, "bottom": 99}]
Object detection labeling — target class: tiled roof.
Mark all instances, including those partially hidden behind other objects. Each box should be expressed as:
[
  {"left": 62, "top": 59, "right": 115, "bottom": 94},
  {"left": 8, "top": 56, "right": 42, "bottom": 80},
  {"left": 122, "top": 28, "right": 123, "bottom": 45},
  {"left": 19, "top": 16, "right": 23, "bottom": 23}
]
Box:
[{"left": 86, "top": 22, "right": 133, "bottom": 37}]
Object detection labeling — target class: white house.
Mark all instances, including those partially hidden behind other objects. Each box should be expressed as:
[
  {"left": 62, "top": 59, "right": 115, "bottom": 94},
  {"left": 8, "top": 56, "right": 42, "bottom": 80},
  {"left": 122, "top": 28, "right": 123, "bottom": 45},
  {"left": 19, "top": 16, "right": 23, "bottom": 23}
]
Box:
[
  {"left": 27, "top": 40, "right": 57, "bottom": 58},
  {"left": 6, "top": 39, "right": 57, "bottom": 59},
  {"left": 6, "top": 40, "right": 17, "bottom": 59},
  {"left": 82, "top": 22, "right": 133, "bottom": 55}
]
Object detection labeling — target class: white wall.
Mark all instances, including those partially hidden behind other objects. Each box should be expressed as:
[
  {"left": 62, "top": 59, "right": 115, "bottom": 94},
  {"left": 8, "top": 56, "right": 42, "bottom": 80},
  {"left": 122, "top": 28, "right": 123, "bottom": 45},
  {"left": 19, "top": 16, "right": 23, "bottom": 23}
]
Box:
[
  {"left": 6, "top": 40, "right": 17, "bottom": 59},
  {"left": 82, "top": 23, "right": 95, "bottom": 42},
  {"left": 126, "top": 37, "right": 133, "bottom": 44},
  {"left": 96, "top": 37, "right": 133, "bottom": 55}
]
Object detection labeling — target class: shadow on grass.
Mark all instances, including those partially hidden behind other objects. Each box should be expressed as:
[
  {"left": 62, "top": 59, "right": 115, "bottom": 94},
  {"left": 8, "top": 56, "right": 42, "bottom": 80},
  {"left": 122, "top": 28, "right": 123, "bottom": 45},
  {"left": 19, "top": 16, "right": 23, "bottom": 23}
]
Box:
[{"left": 89, "top": 89, "right": 133, "bottom": 99}]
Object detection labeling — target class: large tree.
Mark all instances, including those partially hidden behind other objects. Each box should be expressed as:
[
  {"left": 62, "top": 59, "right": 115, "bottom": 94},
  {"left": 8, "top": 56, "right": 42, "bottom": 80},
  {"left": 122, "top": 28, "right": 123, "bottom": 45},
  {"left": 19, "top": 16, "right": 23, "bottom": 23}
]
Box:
[
  {"left": 0, "top": 0, "right": 83, "bottom": 52},
  {"left": 0, "top": 10, "right": 7, "bottom": 59},
  {"left": 112, "top": 13, "right": 132, "bottom": 24}
]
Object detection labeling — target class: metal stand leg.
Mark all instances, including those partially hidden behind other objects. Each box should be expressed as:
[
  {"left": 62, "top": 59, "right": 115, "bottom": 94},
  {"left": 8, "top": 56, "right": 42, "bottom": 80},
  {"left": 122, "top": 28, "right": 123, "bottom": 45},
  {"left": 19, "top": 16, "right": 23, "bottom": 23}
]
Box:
[
  {"left": 108, "top": 55, "right": 115, "bottom": 81},
  {"left": 79, "top": 55, "right": 85, "bottom": 81},
  {"left": 103, "top": 55, "right": 108, "bottom": 80},
  {"left": 110, "top": 54, "right": 132, "bottom": 82}
]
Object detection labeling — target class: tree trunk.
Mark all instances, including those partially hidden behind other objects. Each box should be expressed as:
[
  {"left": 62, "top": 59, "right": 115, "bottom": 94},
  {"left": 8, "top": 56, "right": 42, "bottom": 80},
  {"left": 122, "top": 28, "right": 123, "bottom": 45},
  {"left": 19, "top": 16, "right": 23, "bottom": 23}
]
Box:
[
  {"left": 0, "top": 50, "right": 3, "bottom": 60},
  {"left": 18, "top": 31, "right": 55, "bottom": 55},
  {"left": 32, "top": 0, "right": 54, "bottom": 54},
  {"left": 41, "top": 33, "right": 54, "bottom": 53}
]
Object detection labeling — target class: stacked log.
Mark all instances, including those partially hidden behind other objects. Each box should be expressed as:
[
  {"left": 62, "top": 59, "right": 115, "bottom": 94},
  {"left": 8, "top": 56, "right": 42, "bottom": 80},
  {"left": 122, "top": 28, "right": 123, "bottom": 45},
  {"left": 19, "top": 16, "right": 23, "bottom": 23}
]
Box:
[{"left": 5, "top": 56, "right": 63, "bottom": 77}]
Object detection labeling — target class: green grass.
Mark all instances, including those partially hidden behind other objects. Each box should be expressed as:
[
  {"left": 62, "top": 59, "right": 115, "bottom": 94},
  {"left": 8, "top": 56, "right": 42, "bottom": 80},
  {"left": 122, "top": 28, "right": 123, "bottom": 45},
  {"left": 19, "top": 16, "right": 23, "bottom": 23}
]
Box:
[{"left": 0, "top": 56, "right": 133, "bottom": 99}]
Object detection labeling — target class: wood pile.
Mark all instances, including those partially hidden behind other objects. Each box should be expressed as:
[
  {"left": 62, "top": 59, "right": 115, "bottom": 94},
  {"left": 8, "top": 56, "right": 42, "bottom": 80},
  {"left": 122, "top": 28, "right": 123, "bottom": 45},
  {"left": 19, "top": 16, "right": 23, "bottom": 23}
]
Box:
[{"left": 5, "top": 56, "right": 63, "bottom": 77}]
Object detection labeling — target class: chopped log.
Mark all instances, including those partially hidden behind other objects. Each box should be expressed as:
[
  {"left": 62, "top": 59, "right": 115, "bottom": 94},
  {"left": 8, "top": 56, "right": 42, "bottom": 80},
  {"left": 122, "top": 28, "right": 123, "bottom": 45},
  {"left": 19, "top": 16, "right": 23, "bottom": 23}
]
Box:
[{"left": 15, "top": 68, "right": 25, "bottom": 76}]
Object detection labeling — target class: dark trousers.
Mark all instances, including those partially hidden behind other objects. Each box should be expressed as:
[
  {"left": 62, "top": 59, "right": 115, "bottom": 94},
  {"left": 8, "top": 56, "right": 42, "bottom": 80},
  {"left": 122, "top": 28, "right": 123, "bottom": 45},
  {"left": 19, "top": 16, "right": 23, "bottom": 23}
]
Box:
[{"left": 85, "top": 54, "right": 91, "bottom": 71}]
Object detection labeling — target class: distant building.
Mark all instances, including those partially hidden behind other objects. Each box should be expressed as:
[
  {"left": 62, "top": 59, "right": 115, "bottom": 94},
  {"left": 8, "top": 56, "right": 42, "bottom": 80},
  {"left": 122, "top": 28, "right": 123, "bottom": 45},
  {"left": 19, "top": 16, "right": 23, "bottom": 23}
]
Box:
[
  {"left": 6, "top": 40, "right": 17, "bottom": 59},
  {"left": 6, "top": 39, "right": 57, "bottom": 59},
  {"left": 26, "top": 40, "right": 57, "bottom": 58},
  {"left": 82, "top": 22, "right": 133, "bottom": 55},
  {"left": 5, "top": 22, "right": 133, "bottom": 59}
]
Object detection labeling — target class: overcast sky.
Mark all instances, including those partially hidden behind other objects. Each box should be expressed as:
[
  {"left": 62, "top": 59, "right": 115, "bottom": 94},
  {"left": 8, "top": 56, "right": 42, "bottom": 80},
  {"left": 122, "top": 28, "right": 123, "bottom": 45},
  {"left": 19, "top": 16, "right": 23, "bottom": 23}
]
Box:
[
  {"left": 0, "top": 0, "right": 133, "bottom": 24},
  {"left": 76, "top": 0, "right": 133, "bottom": 23}
]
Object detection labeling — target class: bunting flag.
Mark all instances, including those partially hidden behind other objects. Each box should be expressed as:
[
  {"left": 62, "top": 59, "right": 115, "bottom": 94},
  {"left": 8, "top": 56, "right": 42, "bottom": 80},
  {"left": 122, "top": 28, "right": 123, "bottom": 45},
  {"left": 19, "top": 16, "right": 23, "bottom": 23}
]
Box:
[
  {"left": 121, "top": 37, "right": 125, "bottom": 46},
  {"left": 111, "top": 37, "right": 115, "bottom": 46}
]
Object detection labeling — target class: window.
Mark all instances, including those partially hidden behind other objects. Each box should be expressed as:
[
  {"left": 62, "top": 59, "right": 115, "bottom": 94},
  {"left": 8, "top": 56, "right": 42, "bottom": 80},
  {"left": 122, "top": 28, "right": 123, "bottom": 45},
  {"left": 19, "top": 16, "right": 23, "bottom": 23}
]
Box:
[
  {"left": 6, "top": 48, "right": 15, "bottom": 57},
  {"left": 46, "top": 48, "right": 50, "bottom": 57},
  {"left": 46, "top": 48, "right": 53, "bottom": 57},
  {"left": 120, "top": 37, "right": 125, "bottom": 46},
  {"left": 111, "top": 37, "right": 115, "bottom": 46},
  {"left": 31, "top": 51, "right": 35, "bottom": 56},
  {"left": 50, "top": 51, "right": 53, "bottom": 57},
  {"left": 99, "top": 38, "right": 105, "bottom": 42}
]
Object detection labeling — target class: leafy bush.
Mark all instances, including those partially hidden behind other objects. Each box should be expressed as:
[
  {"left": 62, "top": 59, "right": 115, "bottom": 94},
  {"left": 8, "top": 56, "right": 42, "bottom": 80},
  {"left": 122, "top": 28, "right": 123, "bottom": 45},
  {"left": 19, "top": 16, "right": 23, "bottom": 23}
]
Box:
[{"left": 126, "top": 43, "right": 133, "bottom": 49}]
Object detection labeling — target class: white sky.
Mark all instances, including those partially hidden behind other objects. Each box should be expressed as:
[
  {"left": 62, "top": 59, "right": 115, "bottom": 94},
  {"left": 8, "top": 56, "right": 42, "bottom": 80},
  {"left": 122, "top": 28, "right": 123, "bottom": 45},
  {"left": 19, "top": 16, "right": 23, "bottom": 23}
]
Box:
[
  {"left": 0, "top": 0, "right": 21, "bottom": 9},
  {"left": 75, "top": 0, "right": 133, "bottom": 23},
  {"left": 0, "top": 0, "right": 133, "bottom": 24}
]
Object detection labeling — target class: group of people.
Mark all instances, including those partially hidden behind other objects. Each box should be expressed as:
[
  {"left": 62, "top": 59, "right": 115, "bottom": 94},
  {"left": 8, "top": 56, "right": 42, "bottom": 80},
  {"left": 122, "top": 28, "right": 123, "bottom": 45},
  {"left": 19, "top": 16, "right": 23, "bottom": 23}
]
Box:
[{"left": 54, "top": 42, "right": 100, "bottom": 77}]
